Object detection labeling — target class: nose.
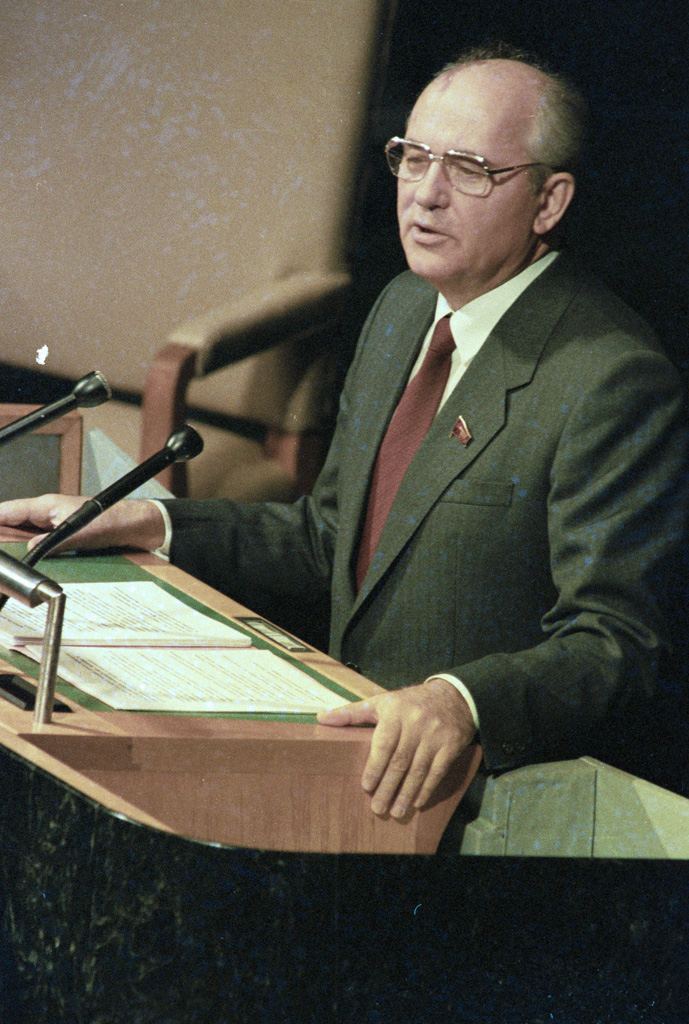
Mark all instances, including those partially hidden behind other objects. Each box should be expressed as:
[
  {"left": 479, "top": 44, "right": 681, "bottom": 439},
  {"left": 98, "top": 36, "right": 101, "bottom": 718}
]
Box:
[{"left": 411, "top": 158, "right": 450, "bottom": 209}]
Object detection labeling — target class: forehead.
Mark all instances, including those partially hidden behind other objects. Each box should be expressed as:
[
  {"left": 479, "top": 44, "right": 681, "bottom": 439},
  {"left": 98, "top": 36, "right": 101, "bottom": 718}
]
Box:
[{"left": 407, "top": 61, "right": 542, "bottom": 159}]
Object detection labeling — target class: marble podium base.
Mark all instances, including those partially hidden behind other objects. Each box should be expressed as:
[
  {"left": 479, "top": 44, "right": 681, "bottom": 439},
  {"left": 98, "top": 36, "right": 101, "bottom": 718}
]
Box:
[{"left": 1, "top": 744, "right": 688, "bottom": 1024}]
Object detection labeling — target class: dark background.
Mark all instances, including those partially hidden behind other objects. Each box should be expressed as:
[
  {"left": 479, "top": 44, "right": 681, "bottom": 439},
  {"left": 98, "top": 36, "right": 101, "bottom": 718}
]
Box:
[{"left": 343, "top": 0, "right": 688, "bottom": 383}]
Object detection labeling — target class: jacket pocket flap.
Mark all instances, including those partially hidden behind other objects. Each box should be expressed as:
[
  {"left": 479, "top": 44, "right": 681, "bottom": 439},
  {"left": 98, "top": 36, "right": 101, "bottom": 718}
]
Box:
[{"left": 440, "top": 480, "right": 514, "bottom": 507}]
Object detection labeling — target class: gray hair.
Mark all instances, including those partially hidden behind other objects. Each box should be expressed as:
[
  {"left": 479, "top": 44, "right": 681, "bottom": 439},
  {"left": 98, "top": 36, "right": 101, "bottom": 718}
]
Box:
[{"left": 437, "top": 43, "right": 588, "bottom": 191}]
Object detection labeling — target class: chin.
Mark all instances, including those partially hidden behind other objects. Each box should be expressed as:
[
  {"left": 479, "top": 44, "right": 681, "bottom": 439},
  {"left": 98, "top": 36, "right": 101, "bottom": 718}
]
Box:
[{"left": 403, "top": 251, "right": 456, "bottom": 292}]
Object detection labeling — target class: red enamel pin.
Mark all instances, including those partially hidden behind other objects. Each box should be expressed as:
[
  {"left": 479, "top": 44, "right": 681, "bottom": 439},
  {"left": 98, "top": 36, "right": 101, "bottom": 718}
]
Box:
[{"left": 450, "top": 415, "right": 472, "bottom": 447}]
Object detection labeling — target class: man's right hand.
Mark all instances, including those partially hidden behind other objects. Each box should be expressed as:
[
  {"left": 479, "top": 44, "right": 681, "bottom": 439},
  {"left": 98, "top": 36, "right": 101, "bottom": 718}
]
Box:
[{"left": 0, "top": 495, "right": 166, "bottom": 554}]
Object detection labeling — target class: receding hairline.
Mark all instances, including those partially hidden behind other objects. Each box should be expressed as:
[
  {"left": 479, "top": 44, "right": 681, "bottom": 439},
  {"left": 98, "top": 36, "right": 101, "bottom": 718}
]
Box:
[
  {"left": 416, "top": 50, "right": 587, "bottom": 177},
  {"left": 434, "top": 42, "right": 567, "bottom": 91},
  {"left": 409, "top": 60, "right": 552, "bottom": 165},
  {"left": 433, "top": 56, "right": 552, "bottom": 91},
  {"left": 426, "top": 58, "right": 555, "bottom": 135}
]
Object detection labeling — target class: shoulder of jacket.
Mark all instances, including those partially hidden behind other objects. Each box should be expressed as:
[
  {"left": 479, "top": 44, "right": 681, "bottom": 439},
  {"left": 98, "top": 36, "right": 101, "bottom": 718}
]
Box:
[{"left": 542, "top": 253, "right": 661, "bottom": 346}]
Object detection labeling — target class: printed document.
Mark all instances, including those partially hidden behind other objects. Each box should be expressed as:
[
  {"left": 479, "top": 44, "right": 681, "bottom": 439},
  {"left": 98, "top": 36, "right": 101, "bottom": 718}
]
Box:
[
  {"left": 18, "top": 644, "right": 345, "bottom": 713},
  {"left": 0, "top": 582, "right": 251, "bottom": 647}
]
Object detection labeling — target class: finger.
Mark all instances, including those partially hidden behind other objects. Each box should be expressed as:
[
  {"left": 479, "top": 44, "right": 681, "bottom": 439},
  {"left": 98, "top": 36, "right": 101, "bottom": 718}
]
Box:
[
  {"left": 383, "top": 741, "right": 461, "bottom": 819},
  {"left": 382, "top": 729, "right": 467, "bottom": 818},
  {"left": 386, "top": 745, "right": 441, "bottom": 818},
  {"left": 363, "top": 721, "right": 409, "bottom": 812},
  {"left": 316, "top": 699, "right": 378, "bottom": 727},
  {"left": 409, "top": 749, "right": 459, "bottom": 811},
  {"left": 0, "top": 495, "right": 82, "bottom": 533},
  {"left": 0, "top": 498, "right": 48, "bottom": 528}
]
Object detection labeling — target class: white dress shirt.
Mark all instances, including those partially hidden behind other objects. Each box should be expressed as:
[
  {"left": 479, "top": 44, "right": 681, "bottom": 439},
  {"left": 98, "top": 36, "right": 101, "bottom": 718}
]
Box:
[{"left": 411, "top": 251, "right": 558, "bottom": 405}]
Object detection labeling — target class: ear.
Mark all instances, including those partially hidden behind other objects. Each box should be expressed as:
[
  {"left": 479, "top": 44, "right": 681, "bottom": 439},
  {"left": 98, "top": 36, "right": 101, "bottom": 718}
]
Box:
[{"left": 532, "top": 172, "right": 576, "bottom": 236}]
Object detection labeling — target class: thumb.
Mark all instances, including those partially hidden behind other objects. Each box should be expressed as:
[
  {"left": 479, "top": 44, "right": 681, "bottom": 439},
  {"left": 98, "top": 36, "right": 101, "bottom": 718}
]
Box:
[{"left": 317, "top": 699, "right": 378, "bottom": 727}]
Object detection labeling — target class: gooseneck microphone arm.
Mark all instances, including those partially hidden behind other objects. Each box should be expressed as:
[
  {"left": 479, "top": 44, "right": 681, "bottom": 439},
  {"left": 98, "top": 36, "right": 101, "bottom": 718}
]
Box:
[
  {"left": 22, "top": 425, "right": 204, "bottom": 570},
  {"left": 0, "top": 371, "right": 112, "bottom": 449},
  {"left": 0, "top": 426, "right": 203, "bottom": 616}
]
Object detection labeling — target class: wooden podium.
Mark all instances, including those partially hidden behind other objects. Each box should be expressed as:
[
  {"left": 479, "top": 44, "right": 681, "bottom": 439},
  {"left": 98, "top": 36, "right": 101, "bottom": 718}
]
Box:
[{"left": 0, "top": 550, "right": 481, "bottom": 855}]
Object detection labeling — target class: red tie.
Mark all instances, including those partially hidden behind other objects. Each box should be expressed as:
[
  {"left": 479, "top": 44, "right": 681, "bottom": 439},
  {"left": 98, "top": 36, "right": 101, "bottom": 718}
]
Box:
[{"left": 356, "top": 315, "right": 455, "bottom": 589}]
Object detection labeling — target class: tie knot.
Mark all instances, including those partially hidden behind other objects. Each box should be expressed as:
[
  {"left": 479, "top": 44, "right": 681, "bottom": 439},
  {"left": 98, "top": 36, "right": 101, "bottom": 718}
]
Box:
[{"left": 428, "top": 315, "right": 455, "bottom": 357}]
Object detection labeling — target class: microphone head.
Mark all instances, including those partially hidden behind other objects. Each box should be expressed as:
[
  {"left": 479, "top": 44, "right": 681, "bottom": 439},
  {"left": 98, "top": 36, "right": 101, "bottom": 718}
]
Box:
[
  {"left": 164, "top": 425, "right": 205, "bottom": 461},
  {"left": 72, "top": 371, "right": 112, "bottom": 408}
]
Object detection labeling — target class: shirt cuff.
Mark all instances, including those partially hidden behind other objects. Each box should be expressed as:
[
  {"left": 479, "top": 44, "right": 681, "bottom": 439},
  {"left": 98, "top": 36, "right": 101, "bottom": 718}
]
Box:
[
  {"left": 147, "top": 499, "right": 172, "bottom": 560},
  {"left": 426, "top": 673, "right": 480, "bottom": 729}
]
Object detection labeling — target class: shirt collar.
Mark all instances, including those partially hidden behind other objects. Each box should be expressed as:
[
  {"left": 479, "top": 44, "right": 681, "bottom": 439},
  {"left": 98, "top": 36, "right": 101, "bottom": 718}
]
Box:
[{"left": 434, "top": 251, "right": 559, "bottom": 361}]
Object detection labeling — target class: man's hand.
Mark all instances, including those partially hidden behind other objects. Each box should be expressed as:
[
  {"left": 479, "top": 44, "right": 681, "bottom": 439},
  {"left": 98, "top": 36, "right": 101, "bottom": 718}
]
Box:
[
  {"left": 317, "top": 678, "right": 476, "bottom": 818},
  {"left": 0, "top": 495, "right": 166, "bottom": 554}
]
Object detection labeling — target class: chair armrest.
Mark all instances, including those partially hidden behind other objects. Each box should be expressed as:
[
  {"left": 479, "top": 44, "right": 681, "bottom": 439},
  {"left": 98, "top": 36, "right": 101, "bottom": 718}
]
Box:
[
  {"left": 140, "top": 271, "right": 351, "bottom": 495},
  {"left": 167, "top": 271, "right": 351, "bottom": 376},
  {"left": 140, "top": 343, "right": 198, "bottom": 495}
]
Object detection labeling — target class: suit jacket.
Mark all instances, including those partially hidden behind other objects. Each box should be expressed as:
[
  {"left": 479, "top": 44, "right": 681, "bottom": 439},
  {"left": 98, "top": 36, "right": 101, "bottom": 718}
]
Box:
[{"left": 165, "top": 254, "right": 689, "bottom": 776}]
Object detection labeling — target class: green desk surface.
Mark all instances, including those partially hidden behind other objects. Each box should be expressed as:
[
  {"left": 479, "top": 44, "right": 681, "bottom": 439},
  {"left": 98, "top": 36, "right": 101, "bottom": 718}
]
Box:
[{"left": 0, "top": 542, "right": 357, "bottom": 722}]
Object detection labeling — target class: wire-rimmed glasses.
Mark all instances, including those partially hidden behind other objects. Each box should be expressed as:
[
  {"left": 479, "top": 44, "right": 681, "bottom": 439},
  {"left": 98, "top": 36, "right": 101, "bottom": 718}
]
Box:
[{"left": 385, "top": 136, "right": 547, "bottom": 197}]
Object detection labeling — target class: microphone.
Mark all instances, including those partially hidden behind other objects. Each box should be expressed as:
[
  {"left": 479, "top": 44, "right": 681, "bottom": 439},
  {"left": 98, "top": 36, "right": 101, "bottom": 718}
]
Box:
[
  {"left": 0, "top": 425, "right": 203, "bottom": 613},
  {"left": 0, "top": 371, "right": 112, "bottom": 450},
  {"left": 20, "top": 425, "right": 204, "bottom": 569}
]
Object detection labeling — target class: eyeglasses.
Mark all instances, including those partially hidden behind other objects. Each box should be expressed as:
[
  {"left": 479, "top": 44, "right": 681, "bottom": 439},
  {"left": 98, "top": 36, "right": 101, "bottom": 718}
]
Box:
[{"left": 385, "top": 137, "right": 547, "bottom": 197}]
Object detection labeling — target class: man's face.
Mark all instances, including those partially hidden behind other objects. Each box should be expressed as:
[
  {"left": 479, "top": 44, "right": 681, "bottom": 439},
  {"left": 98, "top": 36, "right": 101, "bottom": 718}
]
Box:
[{"left": 397, "top": 61, "right": 554, "bottom": 309}]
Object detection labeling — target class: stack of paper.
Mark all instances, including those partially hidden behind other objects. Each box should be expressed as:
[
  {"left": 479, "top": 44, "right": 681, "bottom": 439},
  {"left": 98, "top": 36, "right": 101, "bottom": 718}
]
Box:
[
  {"left": 0, "top": 581, "right": 251, "bottom": 648},
  {"left": 0, "top": 582, "right": 344, "bottom": 714}
]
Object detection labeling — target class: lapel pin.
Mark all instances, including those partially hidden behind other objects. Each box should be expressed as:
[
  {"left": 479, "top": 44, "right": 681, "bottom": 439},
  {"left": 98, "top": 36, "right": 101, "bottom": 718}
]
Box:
[{"left": 450, "top": 415, "right": 472, "bottom": 447}]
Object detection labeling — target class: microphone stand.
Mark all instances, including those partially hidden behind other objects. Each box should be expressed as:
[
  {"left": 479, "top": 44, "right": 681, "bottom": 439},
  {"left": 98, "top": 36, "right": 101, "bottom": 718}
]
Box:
[{"left": 0, "top": 551, "right": 66, "bottom": 728}]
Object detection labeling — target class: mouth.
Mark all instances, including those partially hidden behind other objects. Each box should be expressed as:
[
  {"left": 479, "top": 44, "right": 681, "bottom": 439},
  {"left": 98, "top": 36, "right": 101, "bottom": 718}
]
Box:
[{"left": 409, "top": 221, "right": 447, "bottom": 243}]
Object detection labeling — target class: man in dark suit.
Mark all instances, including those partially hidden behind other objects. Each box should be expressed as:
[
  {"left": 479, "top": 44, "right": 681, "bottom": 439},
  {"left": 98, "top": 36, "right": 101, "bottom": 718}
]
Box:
[{"left": 2, "top": 49, "right": 687, "bottom": 822}]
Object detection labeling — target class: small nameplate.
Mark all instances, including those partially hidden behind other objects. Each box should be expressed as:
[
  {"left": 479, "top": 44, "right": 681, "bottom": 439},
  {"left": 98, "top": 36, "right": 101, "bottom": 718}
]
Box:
[{"left": 236, "top": 618, "right": 312, "bottom": 652}]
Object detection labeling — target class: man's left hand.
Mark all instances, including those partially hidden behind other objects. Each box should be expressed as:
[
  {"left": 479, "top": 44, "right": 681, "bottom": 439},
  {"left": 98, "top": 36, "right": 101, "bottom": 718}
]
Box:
[{"left": 317, "top": 678, "right": 476, "bottom": 818}]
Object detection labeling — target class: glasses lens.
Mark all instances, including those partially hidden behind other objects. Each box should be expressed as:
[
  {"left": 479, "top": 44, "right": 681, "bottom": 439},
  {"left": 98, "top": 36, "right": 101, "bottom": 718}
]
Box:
[
  {"left": 386, "top": 142, "right": 429, "bottom": 181},
  {"left": 445, "top": 155, "right": 490, "bottom": 196}
]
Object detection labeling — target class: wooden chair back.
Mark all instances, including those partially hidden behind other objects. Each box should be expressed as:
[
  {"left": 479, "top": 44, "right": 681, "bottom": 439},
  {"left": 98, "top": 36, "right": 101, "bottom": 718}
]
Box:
[{"left": 0, "top": 406, "right": 82, "bottom": 501}]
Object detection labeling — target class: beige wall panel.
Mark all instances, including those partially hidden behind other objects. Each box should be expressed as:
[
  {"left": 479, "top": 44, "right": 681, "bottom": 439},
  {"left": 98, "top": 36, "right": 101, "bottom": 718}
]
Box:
[{"left": 0, "top": 0, "right": 380, "bottom": 399}]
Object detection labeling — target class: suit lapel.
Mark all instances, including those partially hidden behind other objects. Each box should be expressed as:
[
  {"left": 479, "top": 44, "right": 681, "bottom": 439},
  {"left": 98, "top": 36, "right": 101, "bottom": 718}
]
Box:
[
  {"left": 336, "top": 280, "right": 436, "bottom": 573},
  {"left": 351, "top": 331, "right": 513, "bottom": 610},
  {"left": 347, "top": 254, "right": 584, "bottom": 618}
]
